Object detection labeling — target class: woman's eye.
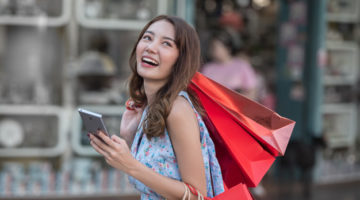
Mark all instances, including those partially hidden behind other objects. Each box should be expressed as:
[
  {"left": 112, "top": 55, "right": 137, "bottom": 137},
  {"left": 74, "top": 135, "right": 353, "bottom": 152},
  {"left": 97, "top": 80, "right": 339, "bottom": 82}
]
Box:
[
  {"left": 143, "top": 35, "right": 151, "bottom": 40},
  {"left": 163, "top": 41, "right": 172, "bottom": 47}
]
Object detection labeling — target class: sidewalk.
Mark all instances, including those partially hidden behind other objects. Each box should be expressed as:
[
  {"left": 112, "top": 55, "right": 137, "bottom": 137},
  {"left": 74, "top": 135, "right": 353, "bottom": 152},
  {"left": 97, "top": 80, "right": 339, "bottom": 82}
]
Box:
[{"left": 255, "top": 179, "right": 360, "bottom": 200}]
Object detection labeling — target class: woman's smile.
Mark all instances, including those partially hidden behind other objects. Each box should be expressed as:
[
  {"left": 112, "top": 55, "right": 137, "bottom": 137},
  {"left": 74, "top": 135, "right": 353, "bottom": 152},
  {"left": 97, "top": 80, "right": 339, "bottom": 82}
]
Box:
[{"left": 141, "top": 55, "right": 159, "bottom": 68}]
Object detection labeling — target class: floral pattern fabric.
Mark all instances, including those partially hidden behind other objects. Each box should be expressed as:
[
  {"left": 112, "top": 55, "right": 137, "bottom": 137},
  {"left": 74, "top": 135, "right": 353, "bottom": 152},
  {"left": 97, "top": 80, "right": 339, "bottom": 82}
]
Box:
[{"left": 128, "top": 91, "right": 224, "bottom": 199}]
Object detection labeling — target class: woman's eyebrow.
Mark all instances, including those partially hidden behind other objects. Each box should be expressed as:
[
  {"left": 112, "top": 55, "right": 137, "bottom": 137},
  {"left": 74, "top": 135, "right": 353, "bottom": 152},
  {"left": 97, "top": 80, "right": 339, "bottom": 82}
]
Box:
[
  {"left": 145, "top": 30, "right": 175, "bottom": 42},
  {"left": 163, "top": 36, "right": 175, "bottom": 42},
  {"left": 145, "top": 30, "right": 155, "bottom": 35}
]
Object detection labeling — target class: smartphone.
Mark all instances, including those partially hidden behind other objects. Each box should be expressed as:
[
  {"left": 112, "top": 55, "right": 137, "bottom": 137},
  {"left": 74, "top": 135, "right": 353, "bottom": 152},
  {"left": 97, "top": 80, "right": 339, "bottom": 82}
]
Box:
[{"left": 78, "top": 108, "right": 110, "bottom": 139}]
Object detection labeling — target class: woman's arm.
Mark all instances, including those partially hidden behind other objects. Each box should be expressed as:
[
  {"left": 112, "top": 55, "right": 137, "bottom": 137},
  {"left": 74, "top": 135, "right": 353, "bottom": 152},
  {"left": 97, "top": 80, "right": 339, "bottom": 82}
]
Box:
[
  {"left": 89, "top": 96, "right": 207, "bottom": 199},
  {"left": 166, "top": 96, "right": 207, "bottom": 196}
]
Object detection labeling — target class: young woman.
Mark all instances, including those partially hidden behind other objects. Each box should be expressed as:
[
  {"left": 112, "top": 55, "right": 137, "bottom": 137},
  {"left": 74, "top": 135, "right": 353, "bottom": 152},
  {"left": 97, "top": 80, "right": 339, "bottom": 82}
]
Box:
[{"left": 89, "top": 15, "right": 224, "bottom": 200}]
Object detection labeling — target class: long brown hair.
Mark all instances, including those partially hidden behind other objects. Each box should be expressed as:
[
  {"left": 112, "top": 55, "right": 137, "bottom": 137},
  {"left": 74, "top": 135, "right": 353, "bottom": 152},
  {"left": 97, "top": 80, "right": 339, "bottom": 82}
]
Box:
[{"left": 128, "top": 15, "right": 203, "bottom": 139}]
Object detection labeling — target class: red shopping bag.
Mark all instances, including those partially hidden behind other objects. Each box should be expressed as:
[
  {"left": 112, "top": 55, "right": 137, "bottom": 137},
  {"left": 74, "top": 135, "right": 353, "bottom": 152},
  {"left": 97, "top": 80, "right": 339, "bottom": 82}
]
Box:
[{"left": 188, "top": 72, "right": 295, "bottom": 199}]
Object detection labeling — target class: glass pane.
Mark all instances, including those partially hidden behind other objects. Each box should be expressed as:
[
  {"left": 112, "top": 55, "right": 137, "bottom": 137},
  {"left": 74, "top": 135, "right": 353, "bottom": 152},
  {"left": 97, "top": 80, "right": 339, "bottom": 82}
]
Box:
[
  {"left": 323, "top": 112, "right": 351, "bottom": 146},
  {"left": 0, "top": 0, "right": 63, "bottom": 17},
  {"left": 0, "top": 115, "right": 59, "bottom": 148},
  {"left": 328, "top": 0, "right": 357, "bottom": 15},
  {"left": 324, "top": 85, "right": 354, "bottom": 103},
  {"left": 75, "top": 28, "right": 139, "bottom": 105},
  {"left": 0, "top": 26, "right": 64, "bottom": 105},
  {"left": 326, "top": 49, "right": 356, "bottom": 77},
  {"left": 84, "top": 0, "right": 159, "bottom": 21}
]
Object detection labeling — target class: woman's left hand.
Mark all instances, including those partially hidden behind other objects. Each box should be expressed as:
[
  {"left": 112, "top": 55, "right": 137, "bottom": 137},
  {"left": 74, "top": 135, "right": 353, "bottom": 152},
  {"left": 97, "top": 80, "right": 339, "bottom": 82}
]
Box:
[{"left": 89, "top": 131, "right": 136, "bottom": 174}]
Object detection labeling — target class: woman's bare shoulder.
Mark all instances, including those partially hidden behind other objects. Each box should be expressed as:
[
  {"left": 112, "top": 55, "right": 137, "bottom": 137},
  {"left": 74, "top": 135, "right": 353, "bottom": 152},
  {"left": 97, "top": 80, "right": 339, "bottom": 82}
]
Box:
[
  {"left": 166, "top": 95, "right": 200, "bottom": 147},
  {"left": 167, "top": 96, "right": 195, "bottom": 122}
]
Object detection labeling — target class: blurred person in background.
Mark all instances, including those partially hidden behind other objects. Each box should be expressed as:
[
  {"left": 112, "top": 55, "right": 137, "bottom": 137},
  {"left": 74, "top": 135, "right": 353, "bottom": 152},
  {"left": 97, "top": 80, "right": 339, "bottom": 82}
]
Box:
[
  {"left": 88, "top": 15, "right": 225, "bottom": 199},
  {"left": 201, "top": 29, "right": 258, "bottom": 100}
]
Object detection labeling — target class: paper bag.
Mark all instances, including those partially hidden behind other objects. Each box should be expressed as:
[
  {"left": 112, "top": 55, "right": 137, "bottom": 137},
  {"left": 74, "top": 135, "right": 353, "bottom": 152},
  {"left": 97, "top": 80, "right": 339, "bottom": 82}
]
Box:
[{"left": 189, "top": 72, "right": 295, "bottom": 189}]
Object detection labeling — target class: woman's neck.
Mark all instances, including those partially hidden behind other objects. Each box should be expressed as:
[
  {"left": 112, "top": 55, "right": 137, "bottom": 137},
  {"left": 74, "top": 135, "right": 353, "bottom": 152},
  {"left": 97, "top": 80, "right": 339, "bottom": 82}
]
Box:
[{"left": 143, "top": 79, "right": 166, "bottom": 105}]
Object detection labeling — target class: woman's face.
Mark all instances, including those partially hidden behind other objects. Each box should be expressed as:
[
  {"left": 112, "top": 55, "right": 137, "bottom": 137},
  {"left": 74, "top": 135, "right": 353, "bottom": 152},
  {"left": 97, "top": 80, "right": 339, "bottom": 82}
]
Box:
[{"left": 136, "top": 20, "right": 179, "bottom": 84}]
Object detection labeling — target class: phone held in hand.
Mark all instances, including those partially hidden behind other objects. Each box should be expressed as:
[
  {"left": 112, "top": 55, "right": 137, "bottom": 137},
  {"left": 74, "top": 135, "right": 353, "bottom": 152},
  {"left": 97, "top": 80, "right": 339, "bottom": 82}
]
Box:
[{"left": 78, "top": 108, "right": 110, "bottom": 138}]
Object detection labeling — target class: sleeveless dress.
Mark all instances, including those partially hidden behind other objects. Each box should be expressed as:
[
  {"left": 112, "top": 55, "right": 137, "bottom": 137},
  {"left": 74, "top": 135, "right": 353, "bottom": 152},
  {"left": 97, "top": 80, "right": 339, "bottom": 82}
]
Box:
[{"left": 128, "top": 91, "right": 224, "bottom": 200}]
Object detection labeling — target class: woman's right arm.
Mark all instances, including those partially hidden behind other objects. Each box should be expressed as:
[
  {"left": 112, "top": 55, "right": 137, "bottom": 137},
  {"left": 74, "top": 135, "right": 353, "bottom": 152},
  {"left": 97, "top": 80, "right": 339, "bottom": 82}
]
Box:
[{"left": 120, "top": 107, "right": 143, "bottom": 147}]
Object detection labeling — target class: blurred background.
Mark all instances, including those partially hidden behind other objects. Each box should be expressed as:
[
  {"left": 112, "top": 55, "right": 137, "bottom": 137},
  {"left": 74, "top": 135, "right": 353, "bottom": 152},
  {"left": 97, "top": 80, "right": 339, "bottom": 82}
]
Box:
[{"left": 0, "top": 0, "right": 359, "bottom": 199}]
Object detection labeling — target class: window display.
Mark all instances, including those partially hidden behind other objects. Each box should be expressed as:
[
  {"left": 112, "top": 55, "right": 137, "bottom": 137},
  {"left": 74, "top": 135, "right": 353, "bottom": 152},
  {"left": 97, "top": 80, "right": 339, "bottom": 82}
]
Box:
[
  {"left": 327, "top": 0, "right": 359, "bottom": 22},
  {"left": 0, "top": 119, "right": 24, "bottom": 148},
  {"left": 326, "top": 43, "right": 358, "bottom": 83},
  {"left": 72, "top": 29, "right": 139, "bottom": 105},
  {"left": 0, "top": 27, "right": 64, "bottom": 105},
  {"left": 0, "top": 106, "right": 67, "bottom": 157},
  {"left": 322, "top": 104, "right": 357, "bottom": 148},
  {"left": 0, "top": 0, "right": 71, "bottom": 26},
  {"left": 312, "top": 0, "right": 360, "bottom": 186},
  {"left": 324, "top": 85, "right": 355, "bottom": 103},
  {"left": 0, "top": 0, "right": 187, "bottom": 198},
  {"left": 84, "top": 0, "right": 157, "bottom": 20},
  {"left": 0, "top": 0, "right": 63, "bottom": 17},
  {"left": 0, "top": 159, "right": 138, "bottom": 196},
  {"left": 76, "top": 0, "right": 169, "bottom": 30}
]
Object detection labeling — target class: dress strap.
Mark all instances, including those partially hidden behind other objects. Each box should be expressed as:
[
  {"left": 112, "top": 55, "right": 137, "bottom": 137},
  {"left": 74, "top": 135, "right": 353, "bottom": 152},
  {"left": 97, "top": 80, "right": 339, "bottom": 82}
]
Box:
[{"left": 178, "top": 91, "right": 195, "bottom": 109}]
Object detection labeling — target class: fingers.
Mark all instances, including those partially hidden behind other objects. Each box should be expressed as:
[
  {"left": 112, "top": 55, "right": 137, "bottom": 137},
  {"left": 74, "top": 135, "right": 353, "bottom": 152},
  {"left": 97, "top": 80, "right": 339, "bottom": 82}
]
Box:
[
  {"left": 90, "top": 138, "right": 109, "bottom": 157},
  {"left": 96, "top": 131, "right": 116, "bottom": 148},
  {"left": 89, "top": 132, "right": 114, "bottom": 153}
]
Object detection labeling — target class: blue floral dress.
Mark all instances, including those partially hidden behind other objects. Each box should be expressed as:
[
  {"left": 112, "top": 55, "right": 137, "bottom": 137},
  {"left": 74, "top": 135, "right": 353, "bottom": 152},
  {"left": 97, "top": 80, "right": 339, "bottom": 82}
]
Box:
[{"left": 128, "top": 91, "right": 224, "bottom": 199}]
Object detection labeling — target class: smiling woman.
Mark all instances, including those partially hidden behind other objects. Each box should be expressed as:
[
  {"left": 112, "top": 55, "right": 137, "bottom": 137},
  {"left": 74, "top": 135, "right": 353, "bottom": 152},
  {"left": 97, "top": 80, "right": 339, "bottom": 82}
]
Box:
[{"left": 88, "top": 15, "right": 225, "bottom": 200}]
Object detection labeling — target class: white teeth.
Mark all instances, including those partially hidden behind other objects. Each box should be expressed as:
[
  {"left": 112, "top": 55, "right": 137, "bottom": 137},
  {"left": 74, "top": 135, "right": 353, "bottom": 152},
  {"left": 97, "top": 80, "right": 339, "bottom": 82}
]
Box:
[{"left": 142, "top": 57, "right": 158, "bottom": 65}]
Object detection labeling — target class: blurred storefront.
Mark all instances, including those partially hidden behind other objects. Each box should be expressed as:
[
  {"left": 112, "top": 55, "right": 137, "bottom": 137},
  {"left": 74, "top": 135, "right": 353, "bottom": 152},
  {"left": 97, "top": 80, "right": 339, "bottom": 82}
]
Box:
[
  {"left": 276, "top": 0, "right": 360, "bottom": 199},
  {"left": 0, "top": 0, "right": 359, "bottom": 200},
  {"left": 0, "top": 1, "right": 187, "bottom": 199}
]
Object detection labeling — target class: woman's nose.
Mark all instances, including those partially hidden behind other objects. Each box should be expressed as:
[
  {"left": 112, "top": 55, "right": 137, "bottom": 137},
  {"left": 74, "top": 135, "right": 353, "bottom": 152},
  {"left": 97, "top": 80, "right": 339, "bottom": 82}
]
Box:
[{"left": 145, "top": 41, "right": 158, "bottom": 54}]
